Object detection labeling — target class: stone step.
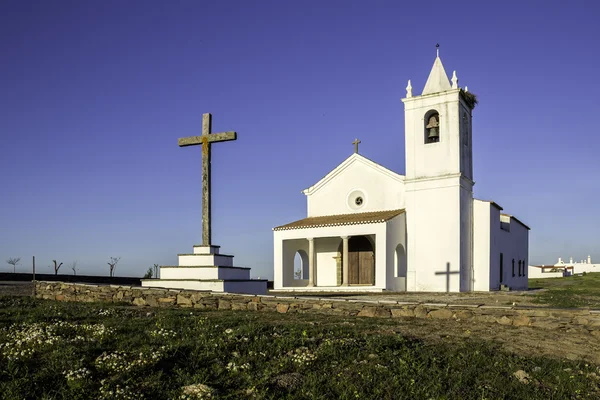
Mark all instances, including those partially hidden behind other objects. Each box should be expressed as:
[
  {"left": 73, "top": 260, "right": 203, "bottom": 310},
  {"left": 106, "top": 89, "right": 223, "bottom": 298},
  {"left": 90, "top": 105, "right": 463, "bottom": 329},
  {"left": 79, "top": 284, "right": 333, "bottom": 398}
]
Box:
[
  {"left": 141, "top": 278, "right": 268, "bottom": 295},
  {"left": 193, "top": 245, "right": 220, "bottom": 255},
  {"left": 160, "top": 266, "right": 250, "bottom": 280},
  {"left": 178, "top": 253, "right": 234, "bottom": 267}
]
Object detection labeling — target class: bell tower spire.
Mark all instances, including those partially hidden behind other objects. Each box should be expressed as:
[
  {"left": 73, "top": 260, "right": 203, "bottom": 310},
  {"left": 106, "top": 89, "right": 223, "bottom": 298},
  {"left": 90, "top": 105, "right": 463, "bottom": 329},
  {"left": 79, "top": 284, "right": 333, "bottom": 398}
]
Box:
[
  {"left": 422, "top": 46, "right": 452, "bottom": 95},
  {"left": 401, "top": 50, "right": 475, "bottom": 293}
]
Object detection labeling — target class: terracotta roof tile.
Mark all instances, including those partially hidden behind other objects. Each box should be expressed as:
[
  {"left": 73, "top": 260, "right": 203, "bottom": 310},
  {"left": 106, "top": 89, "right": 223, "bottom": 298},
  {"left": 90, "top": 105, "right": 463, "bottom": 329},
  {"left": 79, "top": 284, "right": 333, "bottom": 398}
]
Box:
[{"left": 273, "top": 209, "right": 405, "bottom": 231}]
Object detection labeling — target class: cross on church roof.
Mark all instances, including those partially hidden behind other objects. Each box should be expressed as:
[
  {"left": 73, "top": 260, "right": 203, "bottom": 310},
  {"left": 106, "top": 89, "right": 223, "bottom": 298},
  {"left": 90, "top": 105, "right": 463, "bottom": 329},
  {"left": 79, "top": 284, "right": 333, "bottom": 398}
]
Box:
[{"left": 352, "top": 138, "right": 361, "bottom": 154}]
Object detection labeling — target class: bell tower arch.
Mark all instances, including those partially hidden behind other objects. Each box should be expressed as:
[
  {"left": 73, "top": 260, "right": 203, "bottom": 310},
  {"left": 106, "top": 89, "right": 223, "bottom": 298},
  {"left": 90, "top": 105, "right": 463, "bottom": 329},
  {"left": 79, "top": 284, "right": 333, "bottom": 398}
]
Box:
[{"left": 401, "top": 49, "right": 476, "bottom": 292}]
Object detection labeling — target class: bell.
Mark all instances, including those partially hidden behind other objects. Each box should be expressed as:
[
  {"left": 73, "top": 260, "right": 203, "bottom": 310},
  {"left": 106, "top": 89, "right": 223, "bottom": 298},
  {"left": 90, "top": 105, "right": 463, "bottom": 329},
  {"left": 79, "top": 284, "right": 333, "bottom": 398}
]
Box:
[
  {"left": 427, "top": 127, "right": 439, "bottom": 141},
  {"left": 426, "top": 115, "right": 439, "bottom": 142}
]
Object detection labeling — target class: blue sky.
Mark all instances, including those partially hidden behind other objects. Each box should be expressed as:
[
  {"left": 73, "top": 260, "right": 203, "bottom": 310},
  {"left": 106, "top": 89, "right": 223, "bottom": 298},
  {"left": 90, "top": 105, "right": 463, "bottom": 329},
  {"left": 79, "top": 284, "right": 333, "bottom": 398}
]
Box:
[{"left": 1, "top": 0, "right": 599, "bottom": 278}]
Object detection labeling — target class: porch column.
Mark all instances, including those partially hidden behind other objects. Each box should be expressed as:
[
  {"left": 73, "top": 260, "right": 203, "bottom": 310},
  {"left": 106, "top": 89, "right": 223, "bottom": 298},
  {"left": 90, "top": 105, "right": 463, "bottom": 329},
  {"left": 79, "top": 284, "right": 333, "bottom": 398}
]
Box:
[
  {"left": 307, "top": 237, "right": 315, "bottom": 287},
  {"left": 341, "top": 236, "right": 349, "bottom": 286}
]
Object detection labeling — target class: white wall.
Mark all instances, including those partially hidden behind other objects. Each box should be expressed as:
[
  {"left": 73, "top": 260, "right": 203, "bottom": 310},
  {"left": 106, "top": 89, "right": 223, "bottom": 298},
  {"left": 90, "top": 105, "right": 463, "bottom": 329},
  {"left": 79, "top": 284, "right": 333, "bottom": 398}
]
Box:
[
  {"left": 386, "top": 214, "right": 407, "bottom": 291},
  {"left": 403, "top": 89, "right": 472, "bottom": 180},
  {"left": 276, "top": 239, "right": 310, "bottom": 288},
  {"left": 315, "top": 237, "right": 341, "bottom": 286},
  {"left": 405, "top": 176, "right": 468, "bottom": 292},
  {"left": 306, "top": 156, "right": 405, "bottom": 217},
  {"left": 473, "top": 200, "right": 492, "bottom": 291},
  {"left": 553, "top": 257, "right": 600, "bottom": 274},
  {"left": 460, "top": 185, "right": 473, "bottom": 291},
  {"left": 273, "top": 222, "right": 390, "bottom": 290},
  {"left": 493, "top": 215, "right": 529, "bottom": 290},
  {"left": 528, "top": 266, "right": 565, "bottom": 279}
]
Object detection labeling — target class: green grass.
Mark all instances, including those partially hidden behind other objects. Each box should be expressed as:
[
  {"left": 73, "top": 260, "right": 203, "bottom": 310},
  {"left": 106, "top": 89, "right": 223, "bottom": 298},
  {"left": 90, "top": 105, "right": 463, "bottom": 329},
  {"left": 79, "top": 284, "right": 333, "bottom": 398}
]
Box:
[
  {"left": 529, "top": 272, "right": 600, "bottom": 308},
  {"left": 0, "top": 296, "right": 599, "bottom": 399}
]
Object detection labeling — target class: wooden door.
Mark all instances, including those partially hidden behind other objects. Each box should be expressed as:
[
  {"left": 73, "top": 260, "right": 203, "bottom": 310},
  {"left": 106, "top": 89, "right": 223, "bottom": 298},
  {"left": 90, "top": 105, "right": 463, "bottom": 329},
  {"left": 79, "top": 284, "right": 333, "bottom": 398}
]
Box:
[
  {"left": 348, "top": 236, "right": 374, "bottom": 285},
  {"left": 358, "top": 250, "right": 375, "bottom": 284},
  {"left": 348, "top": 251, "right": 359, "bottom": 284}
]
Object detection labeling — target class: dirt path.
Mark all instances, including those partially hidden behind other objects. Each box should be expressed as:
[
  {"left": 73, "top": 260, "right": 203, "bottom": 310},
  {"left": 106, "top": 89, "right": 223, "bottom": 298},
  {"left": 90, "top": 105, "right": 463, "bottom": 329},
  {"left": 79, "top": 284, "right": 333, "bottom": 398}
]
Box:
[
  {"left": 0, "top": 282, "right": 33, "bottom": 297},
  {"left": 270, "top": 289, "right": 546, "bottom": 307},
  {"left": 370, "top": 315, "right": 600, "bottom": 365}
]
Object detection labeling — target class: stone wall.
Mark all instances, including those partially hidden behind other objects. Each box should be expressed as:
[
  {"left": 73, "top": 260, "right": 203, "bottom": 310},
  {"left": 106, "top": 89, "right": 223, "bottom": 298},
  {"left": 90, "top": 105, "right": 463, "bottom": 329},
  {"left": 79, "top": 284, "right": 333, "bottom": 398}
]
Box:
[{"left": 35, "top": 281, "right": 600, "bottom": 335}]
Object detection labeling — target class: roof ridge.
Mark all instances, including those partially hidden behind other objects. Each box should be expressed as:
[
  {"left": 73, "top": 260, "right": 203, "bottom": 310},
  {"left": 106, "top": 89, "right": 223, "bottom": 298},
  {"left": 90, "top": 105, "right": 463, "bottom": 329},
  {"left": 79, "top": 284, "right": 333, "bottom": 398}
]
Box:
[{"left": 273, "top": 209, "right": 405, "bottom": 231}]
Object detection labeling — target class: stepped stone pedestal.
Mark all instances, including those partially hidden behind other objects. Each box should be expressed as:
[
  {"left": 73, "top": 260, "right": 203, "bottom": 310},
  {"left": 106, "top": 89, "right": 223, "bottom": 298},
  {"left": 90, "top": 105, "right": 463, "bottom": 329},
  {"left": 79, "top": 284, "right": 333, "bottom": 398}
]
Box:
[{"left": 141, "top": 245, "right": 267, "bottom": 295}]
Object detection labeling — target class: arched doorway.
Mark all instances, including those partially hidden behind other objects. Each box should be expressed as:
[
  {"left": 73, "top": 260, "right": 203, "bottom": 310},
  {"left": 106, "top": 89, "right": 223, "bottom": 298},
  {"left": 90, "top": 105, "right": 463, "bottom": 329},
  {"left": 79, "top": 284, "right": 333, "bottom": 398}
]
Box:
[
  {"left": 293, "top": 250, "right": 308, "bottom": 280},
  {"left": 348, "top": 236, "right": 375, "bottom": 285}
]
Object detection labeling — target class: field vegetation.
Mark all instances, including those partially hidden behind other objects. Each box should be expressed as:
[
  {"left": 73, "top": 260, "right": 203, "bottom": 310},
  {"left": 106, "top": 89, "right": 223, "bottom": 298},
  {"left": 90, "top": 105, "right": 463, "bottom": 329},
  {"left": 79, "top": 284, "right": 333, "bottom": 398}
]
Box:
[
  {"left": 530, "top": 272, "right": 600, "bottom": 308},
  {"left": 0, "top": 296, "right": 599, "bottom": 399}
]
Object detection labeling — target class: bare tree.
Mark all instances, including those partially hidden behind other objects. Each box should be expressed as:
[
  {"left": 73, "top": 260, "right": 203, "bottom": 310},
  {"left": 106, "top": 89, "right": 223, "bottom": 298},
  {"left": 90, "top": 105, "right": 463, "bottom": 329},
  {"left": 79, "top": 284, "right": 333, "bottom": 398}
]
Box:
[
  {"left": 69, "top": 260, "right": 79, "bottom": 276},
  {"left": 52, "top": 260, "right": 63, "bottom": 275},
  {"left": 153, "top": 263, "right": 159, "bottom": 279},
  {"left": 143, "top": 267, "right": 153, "bottom": 279},
  {"left": 108, "top": 257, "right": 121, "bottom": 278},
  {"left": 7, "top": 257, "right": 20, "bottom": 273}
]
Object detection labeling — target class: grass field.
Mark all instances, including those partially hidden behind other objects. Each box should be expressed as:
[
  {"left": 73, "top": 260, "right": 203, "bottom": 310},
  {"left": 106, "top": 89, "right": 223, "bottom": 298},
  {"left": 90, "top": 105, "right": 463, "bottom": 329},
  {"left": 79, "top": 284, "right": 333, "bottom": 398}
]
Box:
[
  {"left": 1, "top": 297, "right": 599, "bottom": 399},
  {"left": 530, "top": 272, "right": 600, "bottom": 308}
]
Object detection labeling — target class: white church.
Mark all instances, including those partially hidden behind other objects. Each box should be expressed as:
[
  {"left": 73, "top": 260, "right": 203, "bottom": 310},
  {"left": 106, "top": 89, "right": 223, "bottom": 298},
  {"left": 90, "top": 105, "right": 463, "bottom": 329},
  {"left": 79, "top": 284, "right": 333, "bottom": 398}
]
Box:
[{"left": 273, "top": 53, "right": 530, "bottom": 292}]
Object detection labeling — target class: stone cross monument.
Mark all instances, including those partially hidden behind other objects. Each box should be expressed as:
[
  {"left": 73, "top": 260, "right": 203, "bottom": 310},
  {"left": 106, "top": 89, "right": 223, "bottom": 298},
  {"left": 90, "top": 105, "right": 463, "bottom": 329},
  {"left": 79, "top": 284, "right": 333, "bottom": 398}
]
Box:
[{"left": 178, "top": 113, "right": 237, "bottom": 245}]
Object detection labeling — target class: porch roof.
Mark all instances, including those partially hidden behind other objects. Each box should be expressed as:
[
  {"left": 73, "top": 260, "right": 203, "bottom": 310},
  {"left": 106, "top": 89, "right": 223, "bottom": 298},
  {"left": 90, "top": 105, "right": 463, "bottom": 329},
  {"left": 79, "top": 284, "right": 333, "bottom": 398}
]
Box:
[{"left": 273, "top": 209, "right": 405, "bottom": 231}]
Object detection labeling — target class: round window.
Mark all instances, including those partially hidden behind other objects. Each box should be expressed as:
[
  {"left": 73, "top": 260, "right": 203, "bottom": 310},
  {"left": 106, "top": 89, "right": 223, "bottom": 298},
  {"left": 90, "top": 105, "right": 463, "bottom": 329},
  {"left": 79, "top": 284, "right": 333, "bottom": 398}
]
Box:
[{"left": 347, "top": 190, "right": 366, "bottom": 210}]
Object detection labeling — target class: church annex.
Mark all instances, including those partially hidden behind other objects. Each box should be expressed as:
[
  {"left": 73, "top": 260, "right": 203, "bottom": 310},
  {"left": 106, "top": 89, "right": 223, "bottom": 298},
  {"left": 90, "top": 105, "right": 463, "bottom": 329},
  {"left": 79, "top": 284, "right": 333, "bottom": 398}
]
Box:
[{"left": 273, "top": 54, "right": 529, "bottom": 292}]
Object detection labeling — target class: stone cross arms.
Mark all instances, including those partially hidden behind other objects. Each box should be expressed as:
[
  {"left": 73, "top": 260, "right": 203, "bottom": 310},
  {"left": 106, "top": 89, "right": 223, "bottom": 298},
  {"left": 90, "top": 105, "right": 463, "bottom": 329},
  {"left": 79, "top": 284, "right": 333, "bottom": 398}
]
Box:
[{"left": 178, "top": 113, "right": 237, "bottom": 246}]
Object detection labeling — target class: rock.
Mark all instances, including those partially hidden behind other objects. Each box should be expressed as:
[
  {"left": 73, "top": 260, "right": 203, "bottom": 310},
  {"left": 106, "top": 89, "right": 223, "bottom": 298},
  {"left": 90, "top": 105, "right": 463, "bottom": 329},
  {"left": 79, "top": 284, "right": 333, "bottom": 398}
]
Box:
[
  {"left": 276, "top": 304, "right": 289, "bottom": 313},
  {"left": 513, "top": 315, "right": 531, "bottom": 326},
  {"left": 391, "top": 308, "right": 415, "bottom": 318},
  {"left": 55, "top": 295, "right": 64, "bottom": 301},
  {"left": 218, "top": 300, "right": 231, "bottom": 310},
  {"left": 181, "top": 383, "right": 216, "bottom": 398},
  {"left": 357, "top": 306, "right": 377, "bottom": 317},
  {"left": 132, "top": 297, "right": 146, "bottom": 306},
  {"left": 414, "top": 305, "right": 428, "bottom": 319},
  {"left": 453, "top": 310, "right": 473, "bottom": 320},
  {"left": 177, "top": 294, "right": 192, "bottom": 306},
  {"left": 429, "top": 309, "right": 454, "bottom": 319},
  {"left": 590, "top": 330, "right": 600, "bottom": 338},
  {"left": 497, "top": 316, "right": 512, "bottom": 325},
  {"left": 231, "top": 301, "right": 248, "bottom": 311},
  {"left": 375, "top": 308, "right": 391, "bottom": 318},
  {"left": 247, "top": 302, "right": 259, "bottom": 311},
  {"left": 158, "top": 297, "right": 176, "bottom": 303},
  {"left": 272, "top": 372, "right": 304, "bottom": 391},
  {"left": 513, "top": 370, "right": 530, "bottom": 384}
]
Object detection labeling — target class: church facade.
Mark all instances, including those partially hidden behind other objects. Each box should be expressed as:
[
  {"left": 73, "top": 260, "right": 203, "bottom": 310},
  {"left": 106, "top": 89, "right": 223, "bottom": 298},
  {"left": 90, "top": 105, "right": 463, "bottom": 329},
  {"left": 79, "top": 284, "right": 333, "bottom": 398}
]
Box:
[{"left": 273, "top": 55, "right": 529, "bottom": 292}]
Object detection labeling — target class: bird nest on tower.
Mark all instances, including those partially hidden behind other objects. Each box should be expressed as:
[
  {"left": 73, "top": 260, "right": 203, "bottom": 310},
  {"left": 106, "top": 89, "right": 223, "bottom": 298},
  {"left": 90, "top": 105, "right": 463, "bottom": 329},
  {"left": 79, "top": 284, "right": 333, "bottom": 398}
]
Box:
[{"left": 460, "top": 89, "right": 478, "bottom": 109}]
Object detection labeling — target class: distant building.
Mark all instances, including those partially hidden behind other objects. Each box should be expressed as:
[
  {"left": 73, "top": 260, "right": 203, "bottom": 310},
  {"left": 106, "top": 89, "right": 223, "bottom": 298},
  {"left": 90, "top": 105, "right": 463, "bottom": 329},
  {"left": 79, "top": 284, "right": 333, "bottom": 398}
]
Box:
[{"left": 528, "top": 256, "right": 598, "bottom": 278}]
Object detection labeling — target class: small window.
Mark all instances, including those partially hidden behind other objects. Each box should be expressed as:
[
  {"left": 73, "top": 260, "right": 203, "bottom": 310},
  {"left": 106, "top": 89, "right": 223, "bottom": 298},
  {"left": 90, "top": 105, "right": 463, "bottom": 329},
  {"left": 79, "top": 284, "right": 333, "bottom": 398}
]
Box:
[
  {"left": 462, "top": 112, "right": 469, "bottom": 146},
  {"left": 518, "top": 260, "right": 522, "bottom": 276},
  {"left": 499, "top": 253, "right": 504, "bottom": 284},
  {"left": 424, "top": 111, "right": 440, "bottom": 144},
  {"left": 512, "top": 259, "right": 515, "bottom": 277}
]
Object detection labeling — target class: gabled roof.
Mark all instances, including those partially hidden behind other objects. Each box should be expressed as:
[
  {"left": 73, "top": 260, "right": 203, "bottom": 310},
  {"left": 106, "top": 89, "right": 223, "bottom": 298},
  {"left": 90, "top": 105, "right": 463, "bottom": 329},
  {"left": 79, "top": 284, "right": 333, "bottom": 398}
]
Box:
[
  {"left": 422, "top": 56, "right": 452, "bottom": 95},
  {"left": 474, "top": 198, "right": 504, "bottom": 211},
  {"left": 500, "top": 213, "right": 531, "bottom": 231},
  {"left": 303, "top": 153, "right": 404, "bottom": 196},
  {"left": 273, "top": 209, "right": 405, "bottom": 231}
]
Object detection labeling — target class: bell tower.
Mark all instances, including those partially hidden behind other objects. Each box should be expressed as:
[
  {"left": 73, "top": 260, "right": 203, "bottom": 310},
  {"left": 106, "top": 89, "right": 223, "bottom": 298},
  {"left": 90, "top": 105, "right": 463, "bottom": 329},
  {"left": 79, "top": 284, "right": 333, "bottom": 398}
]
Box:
[{"left": 401, "top": 48, "right": 476, "bottom": 292}]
